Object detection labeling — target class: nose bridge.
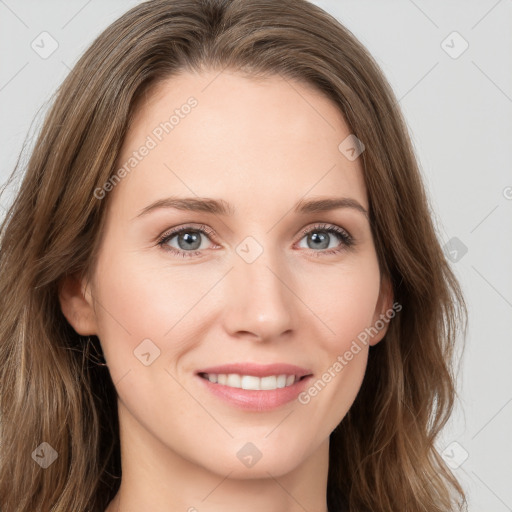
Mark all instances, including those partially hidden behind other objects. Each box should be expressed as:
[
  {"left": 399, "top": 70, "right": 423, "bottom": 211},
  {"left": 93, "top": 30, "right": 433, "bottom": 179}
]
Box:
[{"left": 223, "top": 238, "right": 294, "bottom": 340}]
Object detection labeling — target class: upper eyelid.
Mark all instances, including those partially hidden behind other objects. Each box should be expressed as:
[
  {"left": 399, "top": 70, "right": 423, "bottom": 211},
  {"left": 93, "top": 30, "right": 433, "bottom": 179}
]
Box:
[{"left": 299, "top": 223, "right": 351, "bottom": 238}]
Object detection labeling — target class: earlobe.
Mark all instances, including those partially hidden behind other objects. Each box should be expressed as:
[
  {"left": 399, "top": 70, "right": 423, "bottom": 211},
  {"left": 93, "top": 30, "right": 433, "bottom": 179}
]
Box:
[
  {"left": 58, "top": 272, "right": 98, "bottom": 336},
  {"left": 369, "top": 274, "right": 394, "bottom": 347}
]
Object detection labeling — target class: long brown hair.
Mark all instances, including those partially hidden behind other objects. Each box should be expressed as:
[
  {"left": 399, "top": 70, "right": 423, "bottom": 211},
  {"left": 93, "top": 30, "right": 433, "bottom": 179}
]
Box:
[{"left": 0, "top": 0, "right": 468, "bottom": 510}]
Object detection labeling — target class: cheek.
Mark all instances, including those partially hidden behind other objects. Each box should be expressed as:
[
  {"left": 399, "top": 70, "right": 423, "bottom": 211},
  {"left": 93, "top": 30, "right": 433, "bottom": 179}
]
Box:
[
  {"left": 90, "top": 248, "right": 218, "bottom": 370},
  {"left": 297, "top": 258, "right": 380, "bottom": 406},
  {"left": 297, "top": 270, "right": 379, "bottom": 432},
  {"left": 304, "top": 258, "right": 381, "bottom": 351}
]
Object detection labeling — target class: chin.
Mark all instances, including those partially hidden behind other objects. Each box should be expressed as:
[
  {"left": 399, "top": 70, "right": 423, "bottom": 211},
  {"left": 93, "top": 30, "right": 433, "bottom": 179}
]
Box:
[{"left": 204, "top": 445, "right": 307, "bottom": 480}]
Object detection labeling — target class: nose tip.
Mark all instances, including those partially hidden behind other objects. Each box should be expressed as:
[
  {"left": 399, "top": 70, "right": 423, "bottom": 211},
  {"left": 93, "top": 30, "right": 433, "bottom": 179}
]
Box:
[{"left": 222, "top": 258, "right": 295, "bottom": 342}]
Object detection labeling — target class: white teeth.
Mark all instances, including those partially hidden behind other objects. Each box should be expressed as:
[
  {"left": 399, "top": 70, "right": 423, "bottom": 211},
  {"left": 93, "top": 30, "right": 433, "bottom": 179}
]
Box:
[
  {"left": 202, "top": 373, "right": 299, "bottom": 391},
  {"left": 260, "top": 375, "right": 278, "bottom": 390},
  {"left": 276, "top": 375, "right": 287, "bottom": 388},
  {"left": 241, "top": 375, "right": 260, "bottom": 390},
  {"left": 226, "top": 374, "right": 241, "bottom": 388}
]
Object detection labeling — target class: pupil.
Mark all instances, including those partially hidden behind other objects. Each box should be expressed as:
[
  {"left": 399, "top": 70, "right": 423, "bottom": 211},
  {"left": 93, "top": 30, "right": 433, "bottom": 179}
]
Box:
[
  {"left": 179, "top": 231, "right": 201, "bottom": 250},
  {"left": 310, "top": 232, "right": 329, "bottom": 249}
]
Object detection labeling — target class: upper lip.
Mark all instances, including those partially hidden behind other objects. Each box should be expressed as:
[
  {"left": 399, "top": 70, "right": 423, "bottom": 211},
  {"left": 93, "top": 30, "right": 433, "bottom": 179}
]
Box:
[{"left": 196, "top": 363, "right": 313, "bottom": 378}]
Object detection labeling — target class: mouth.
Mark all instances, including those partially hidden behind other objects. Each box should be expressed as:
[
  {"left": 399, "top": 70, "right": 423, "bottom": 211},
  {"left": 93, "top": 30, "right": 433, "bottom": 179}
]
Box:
[
  {"left": 197, "top": 372, "right": 310, "bottom": 391},
  {"left": 194, "top": 363, "right": 314, "bottom": 411}
]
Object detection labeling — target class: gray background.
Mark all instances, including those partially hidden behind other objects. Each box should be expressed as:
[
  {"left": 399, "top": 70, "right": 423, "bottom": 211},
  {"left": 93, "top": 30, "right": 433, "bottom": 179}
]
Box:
[{"left": 1, "top": 1, "right": 511, "bottom": 510}]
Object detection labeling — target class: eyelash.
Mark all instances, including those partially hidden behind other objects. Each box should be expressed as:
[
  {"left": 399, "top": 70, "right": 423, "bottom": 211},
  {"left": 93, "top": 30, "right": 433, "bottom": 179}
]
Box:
[{"left": 157, "top": 223, "right": 354, "bottom": 259}]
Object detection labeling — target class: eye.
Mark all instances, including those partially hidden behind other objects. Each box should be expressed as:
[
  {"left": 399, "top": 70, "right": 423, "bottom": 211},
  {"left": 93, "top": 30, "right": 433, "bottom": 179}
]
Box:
[
  {"left": 157, "top": 224, "right": 217, "bottom": 258},
  {"left": 157, "top": 222, "right": 354, "bottom": 258},
  {"left": 296, "top": 223, "right": 354, "bottom": 256}
]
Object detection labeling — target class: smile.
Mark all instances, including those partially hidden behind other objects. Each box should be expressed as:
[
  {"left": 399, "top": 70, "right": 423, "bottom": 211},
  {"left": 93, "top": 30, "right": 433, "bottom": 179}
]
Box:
[{"left": 198, "top": 372, "right": 306, "bottom": 391}]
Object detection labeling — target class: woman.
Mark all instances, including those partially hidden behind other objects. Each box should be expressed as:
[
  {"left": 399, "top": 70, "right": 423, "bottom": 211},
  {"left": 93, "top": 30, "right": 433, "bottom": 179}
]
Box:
[{"left": 0, "top": 0, "right": 468, "bottom": 510}]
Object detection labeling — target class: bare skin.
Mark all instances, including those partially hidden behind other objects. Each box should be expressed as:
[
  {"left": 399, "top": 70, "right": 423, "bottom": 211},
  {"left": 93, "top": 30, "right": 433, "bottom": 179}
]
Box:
[{"left": 59, "top": 69, "right": 392, "bottom": 512}]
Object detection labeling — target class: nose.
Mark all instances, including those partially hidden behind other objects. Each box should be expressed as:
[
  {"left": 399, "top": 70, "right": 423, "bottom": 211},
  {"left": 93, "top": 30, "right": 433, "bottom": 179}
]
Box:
[{"left": 222, "top": 248, "right": 295, "bottom": 343}]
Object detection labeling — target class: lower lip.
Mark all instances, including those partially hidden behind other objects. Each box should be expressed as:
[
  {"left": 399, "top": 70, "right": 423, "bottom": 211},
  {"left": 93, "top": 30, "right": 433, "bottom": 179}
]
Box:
[{"left": 196, "top": 374, "right": 313, "bottom": 411}]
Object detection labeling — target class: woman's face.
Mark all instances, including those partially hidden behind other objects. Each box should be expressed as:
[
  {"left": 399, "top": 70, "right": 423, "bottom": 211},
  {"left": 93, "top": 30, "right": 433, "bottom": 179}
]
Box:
[{"left": 63, "top": 70, "right": 392, "bottom": 479}]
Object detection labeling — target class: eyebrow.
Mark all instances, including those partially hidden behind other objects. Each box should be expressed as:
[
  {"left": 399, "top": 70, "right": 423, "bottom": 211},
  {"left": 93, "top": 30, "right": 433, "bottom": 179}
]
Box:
[{"left": 134, "top": 196, "right": 368, "bottom": 219}]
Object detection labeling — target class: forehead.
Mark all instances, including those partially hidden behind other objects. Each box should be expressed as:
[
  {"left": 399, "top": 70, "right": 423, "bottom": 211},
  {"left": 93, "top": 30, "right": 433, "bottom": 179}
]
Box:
[{"left": 111, "top": 70, "right": 368, "bottom": 217}]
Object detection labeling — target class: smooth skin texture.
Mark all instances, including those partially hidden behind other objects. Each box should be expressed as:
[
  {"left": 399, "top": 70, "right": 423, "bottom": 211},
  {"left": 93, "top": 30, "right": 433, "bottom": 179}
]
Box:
[{"left": 59, "top": 70, "right": 393, "bottom": 512}]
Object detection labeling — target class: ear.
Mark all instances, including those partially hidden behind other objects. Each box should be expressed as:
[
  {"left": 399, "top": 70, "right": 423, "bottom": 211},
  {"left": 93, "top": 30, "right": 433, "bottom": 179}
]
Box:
[
  {"left": 369, "top": 274, "right": 394, "bottom": 347},
  {"left": 58, "top": 271, "right": 98, "bottom": 336}
]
